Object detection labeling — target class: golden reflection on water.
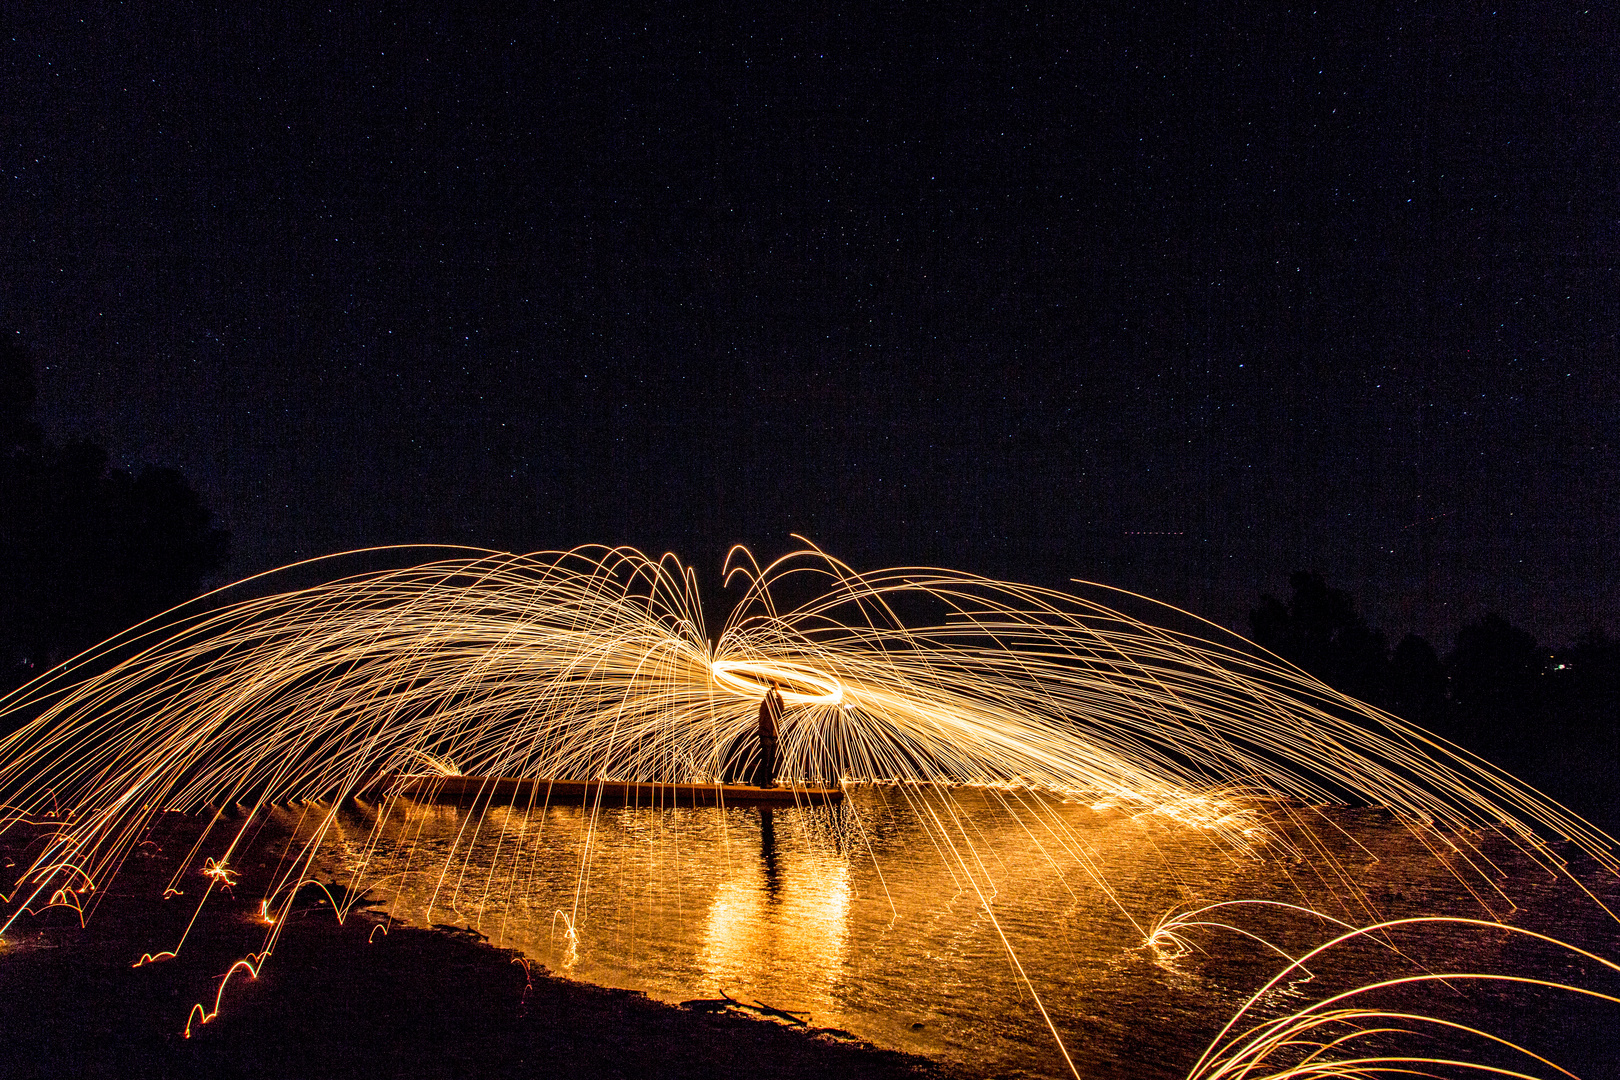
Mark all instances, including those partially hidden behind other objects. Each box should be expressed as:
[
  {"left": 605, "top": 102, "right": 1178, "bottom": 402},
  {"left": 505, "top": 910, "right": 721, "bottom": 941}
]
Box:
[
  {"left": 304, "top": 790, "right": 1619, "bottom": 1080},
  {"left": 698, "top": 808, "right": 852, "bottom": 1005}
]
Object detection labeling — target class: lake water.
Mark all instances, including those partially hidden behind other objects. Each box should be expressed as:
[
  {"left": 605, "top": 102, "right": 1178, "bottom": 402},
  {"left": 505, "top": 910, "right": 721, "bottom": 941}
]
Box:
[{"left": 305, "top": 788, "right": 1620, "bottom": 1079}]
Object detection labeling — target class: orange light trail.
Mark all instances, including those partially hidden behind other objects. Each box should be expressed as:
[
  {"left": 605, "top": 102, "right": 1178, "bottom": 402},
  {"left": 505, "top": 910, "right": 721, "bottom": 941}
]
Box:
[{"left": 0, "top": 542, "right": 1613, "bottom": 1077}]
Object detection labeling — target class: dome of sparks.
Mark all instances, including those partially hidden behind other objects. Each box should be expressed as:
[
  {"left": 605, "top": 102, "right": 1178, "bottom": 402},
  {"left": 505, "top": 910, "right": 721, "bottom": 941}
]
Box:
[{"left": 1, "top": 543, "right": 1614, "bottom": 1077}]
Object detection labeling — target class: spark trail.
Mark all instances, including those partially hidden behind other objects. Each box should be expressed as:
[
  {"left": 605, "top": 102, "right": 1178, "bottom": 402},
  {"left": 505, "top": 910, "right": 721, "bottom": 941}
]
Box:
[{"left": 0, "top": 543, "right": 1613, "bottom": 1075}]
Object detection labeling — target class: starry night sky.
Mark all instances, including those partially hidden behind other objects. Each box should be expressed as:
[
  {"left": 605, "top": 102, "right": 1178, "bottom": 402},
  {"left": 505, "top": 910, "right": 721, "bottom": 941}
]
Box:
[{"left": 5, "top": 3, "right": 1616, "bottom": 646}]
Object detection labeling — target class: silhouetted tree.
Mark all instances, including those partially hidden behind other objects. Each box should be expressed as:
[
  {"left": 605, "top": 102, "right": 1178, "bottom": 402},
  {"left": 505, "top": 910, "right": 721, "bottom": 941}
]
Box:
[
  {"left": 1555, "top": 629, "right": 1620, "bottom": 735},
  {"left": 1249, "top": 571, "right": 1390, "bottom": 705},
  {"left": 1441, "top": 613, "right": 1546, "bottom": 766},
  {"left": 0, "top": 341, "right": 229, "bottom": 694},
  {"left": 1540, "top": 629, "right": 1620, "bottom": 819},
  {"left": 1250, "top": 568, "right": 1615, "bottom": 830},
  {"left": 1388, "top": 633, "right": 1445, "bottom": 726}
]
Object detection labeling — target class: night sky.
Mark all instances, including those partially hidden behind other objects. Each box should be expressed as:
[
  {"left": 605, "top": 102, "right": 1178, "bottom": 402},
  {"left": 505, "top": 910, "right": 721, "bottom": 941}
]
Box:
[{"left": 6, "top": 4, "right": 1616, "bottom": 647}]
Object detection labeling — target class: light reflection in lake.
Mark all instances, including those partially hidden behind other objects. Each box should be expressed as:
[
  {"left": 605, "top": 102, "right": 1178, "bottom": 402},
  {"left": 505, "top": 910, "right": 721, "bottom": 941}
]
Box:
[
  {"left": 304, "top": 789, "right": 1620, "bottom": 1080},
  {"left": 697, "top": 807, "right": 853, "bottom": 1005}
]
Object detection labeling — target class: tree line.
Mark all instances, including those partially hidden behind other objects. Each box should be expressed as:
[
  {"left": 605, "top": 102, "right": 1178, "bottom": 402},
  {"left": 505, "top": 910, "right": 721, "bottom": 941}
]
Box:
[
  {"left": 1251, "top": 571, "right": 1618, "bottom": 828},
  {"left": 1, "top": 339, "right": 229, "bottom": 695}
]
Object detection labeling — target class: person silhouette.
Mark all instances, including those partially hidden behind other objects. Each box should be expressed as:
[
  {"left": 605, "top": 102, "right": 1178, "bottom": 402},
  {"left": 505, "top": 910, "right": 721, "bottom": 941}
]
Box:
[{"left": 754, "top": 683, "right": 785, "bottom": 788}]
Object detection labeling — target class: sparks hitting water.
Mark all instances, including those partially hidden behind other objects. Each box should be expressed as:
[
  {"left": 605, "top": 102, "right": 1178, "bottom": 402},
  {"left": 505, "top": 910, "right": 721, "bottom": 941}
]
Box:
[{"left": 0, "top": 543, "right": 1614, "bottom": 1076}]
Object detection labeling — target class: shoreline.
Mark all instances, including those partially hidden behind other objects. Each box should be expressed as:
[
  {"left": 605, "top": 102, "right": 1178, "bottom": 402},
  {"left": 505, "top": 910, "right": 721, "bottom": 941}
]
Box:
[{"left": 0, "top": 822, "right": 966, "bottom": 1080}]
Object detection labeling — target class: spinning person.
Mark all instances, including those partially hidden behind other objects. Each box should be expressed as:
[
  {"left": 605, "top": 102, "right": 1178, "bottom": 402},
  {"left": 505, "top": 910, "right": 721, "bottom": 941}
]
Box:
[{"left": 754, "top": 682, "right": 785, "bottom": 788}]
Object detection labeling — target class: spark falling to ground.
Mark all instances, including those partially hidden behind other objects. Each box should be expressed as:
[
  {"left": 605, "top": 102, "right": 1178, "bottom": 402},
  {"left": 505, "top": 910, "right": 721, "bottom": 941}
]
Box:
[
  {"left": 0, "top": 544, "right": 1614, "bottom": 1077},
  {"left": 1176, "top": 914, "right": 1620, "bottom": 1080}
]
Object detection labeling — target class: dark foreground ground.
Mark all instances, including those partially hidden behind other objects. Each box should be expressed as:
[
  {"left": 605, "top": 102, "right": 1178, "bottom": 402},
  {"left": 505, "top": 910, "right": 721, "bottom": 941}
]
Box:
[{"left": 0, "top": 821, "right": 966, "bottom": 1080}]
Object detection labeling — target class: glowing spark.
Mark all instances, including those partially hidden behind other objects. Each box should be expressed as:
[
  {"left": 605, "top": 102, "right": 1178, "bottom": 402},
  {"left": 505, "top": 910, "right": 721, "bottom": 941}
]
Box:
[
  {"left": 0, "top": 543, "right": 1613, "bottom": 1074},
  {"left": 201, "top": 859, "right": 238, "bottom": 888},
  {"left": 1185, "top": 917, "right": 1620, "bottom": 1080},
  {"left": 184, "top": 955, "right": 264, "bottom": 1038},
  {"left": 710, "top": 660, "right": 846, "bottom": 706}
]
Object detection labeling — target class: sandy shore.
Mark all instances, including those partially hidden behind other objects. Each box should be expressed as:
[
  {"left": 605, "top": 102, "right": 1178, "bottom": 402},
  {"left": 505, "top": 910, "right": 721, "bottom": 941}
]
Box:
[{"left": 0, "top": 819, "right": 965, "bottom": 1080}]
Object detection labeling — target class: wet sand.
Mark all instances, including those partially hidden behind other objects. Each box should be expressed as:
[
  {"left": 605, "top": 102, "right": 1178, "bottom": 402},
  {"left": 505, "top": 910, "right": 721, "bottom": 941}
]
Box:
[{"left": 0, "top": 820, "right": 963, "bottom": 1080}]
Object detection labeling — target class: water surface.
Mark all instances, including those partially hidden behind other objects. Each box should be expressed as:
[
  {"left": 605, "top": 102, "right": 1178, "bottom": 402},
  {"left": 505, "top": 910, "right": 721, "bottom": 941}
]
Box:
[{"left": 306, "top": 788, "right": 1620, "bottom": 1078}]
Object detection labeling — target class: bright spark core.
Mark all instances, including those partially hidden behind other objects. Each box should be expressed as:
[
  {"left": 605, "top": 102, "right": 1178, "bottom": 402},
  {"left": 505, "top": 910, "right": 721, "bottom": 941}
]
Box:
[{"left": 710, "top": 659, "right": 845, "bottom": 706}]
